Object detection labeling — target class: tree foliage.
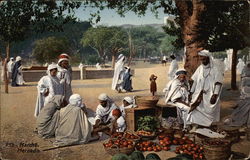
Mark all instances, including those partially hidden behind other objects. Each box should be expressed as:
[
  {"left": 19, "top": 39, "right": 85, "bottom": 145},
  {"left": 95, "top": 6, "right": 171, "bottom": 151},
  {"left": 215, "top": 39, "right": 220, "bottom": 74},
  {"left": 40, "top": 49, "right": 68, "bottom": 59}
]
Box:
[
  {"left": 81, "top": 26, "right": 128, "bottom": 59},
  {"left": 0, "top": 0, "right": 81, "bottom": 58},
  {"left": 128, "top": 26, "right": 165, "bottom": 58},
  {"left": 32, "top": 36, "right": 70, "bottom": 64}
]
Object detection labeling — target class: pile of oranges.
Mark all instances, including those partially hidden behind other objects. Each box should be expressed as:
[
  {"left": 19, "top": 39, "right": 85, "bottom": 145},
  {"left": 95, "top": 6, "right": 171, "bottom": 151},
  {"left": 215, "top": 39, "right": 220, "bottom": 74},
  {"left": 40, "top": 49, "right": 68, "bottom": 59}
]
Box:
[
  {"left": 135, "top": 141, "right": 167, "bottom": 152},
  {"left": 175, "top": 144, "right": 204, "bottom": 160},
  {"left": 103, "top": 138, "right": 134, "bottom": 149}
]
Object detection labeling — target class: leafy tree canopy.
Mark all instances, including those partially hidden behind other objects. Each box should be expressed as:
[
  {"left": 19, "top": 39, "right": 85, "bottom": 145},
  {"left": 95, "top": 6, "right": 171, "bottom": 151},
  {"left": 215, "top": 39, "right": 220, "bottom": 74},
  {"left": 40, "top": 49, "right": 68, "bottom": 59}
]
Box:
[{"left": 32, "top": 36, "right": 70, "bottom": 64}]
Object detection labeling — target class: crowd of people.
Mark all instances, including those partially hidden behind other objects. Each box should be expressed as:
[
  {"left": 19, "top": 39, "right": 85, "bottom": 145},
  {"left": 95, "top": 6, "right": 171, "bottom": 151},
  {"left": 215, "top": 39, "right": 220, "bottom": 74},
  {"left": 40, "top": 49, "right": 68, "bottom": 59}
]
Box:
[
  {"left": 2, "top": 50, "right": 248, "bottom": 148},
  {"left": 1, "top": 56, "right": 26, "bottom": 86}
]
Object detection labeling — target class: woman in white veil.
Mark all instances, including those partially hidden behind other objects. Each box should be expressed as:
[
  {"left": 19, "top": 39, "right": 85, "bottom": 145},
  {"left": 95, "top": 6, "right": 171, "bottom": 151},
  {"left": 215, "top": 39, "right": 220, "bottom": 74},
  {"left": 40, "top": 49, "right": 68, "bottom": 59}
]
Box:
[{"left": 111, "top": 54, "right": 126, "bottom": 92}]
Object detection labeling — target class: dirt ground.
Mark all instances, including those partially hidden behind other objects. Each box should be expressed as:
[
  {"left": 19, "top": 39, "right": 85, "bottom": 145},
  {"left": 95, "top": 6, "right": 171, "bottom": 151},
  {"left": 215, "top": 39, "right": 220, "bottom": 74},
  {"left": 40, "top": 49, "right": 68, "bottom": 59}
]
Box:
[{"left": 0, "top": 61, "right": 249, "bottom": 160}]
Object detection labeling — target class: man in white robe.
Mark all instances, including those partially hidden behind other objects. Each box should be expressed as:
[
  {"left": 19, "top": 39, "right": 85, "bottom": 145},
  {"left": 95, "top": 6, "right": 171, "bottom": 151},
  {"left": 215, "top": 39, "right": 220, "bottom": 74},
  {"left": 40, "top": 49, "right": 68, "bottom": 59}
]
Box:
[
  {"left": 237, "top": 58, "right": 245, "bottom": 75},
  {"left": 54, "top": 94, "right": 92, "bottom": 147},
  {"left": 34, "top": 63, "right": 64, "bottom": 117},
  {"left": 164, "top": 69, "right": 190, "bottom": 130},
  {"left": 36, "top": 95, "right": 66, "bottom": 138},
  {"left": 168, "top": 54, "right": 179, "bottom": 81},
  {"left": 96, "top": 63, "right": 102, "bottom": 70},
  {"left": 187, "top": 50, "right": 223, "bottom": 130},
  {"left": 224, "top": 62, "right": 250, "bottom": 127},
  {"left": 7, "top": 57, "right": 15, "bottom": 80},
  {"left": 57, "top": 56, "right": 72, "bottom": 102},
  {"left": 111, "top": 54, "right": 126, "bottom": 92},
  {"left": 93, "top": 93, "right": 119, "bottom": 135}
]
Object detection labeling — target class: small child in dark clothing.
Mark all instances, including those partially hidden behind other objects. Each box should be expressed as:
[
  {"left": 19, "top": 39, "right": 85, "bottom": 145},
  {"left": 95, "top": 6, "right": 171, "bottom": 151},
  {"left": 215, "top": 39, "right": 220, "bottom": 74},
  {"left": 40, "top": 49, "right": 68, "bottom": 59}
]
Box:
[{"left": 150, "top": 74, "right": 157, "bottom": 96}]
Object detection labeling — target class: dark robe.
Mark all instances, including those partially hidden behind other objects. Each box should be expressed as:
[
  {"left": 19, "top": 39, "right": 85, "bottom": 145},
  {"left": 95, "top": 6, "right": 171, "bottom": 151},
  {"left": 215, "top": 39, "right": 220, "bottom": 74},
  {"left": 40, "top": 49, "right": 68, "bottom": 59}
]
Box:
[
  {"left": 11, "top": 61, "right": 21, "bottom": 86},
  {"left": 122, "top": 71, "right": 133, "bottom": 91}
]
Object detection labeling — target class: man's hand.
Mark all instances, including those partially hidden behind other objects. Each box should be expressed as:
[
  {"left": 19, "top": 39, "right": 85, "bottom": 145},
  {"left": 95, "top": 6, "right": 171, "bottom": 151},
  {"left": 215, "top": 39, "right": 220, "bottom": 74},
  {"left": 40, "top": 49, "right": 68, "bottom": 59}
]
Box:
[
  {"left": 188, "top": 103, "right": 197, "bottom": 113},
  {"left": 44, "top": 89, "right": 49, "bottom": 97},
  {"left": 210, "top": 94, "right": 218, "bottom": 104},
  {"left": 93, "top": 119, "right": 101, "bottom": 128}
]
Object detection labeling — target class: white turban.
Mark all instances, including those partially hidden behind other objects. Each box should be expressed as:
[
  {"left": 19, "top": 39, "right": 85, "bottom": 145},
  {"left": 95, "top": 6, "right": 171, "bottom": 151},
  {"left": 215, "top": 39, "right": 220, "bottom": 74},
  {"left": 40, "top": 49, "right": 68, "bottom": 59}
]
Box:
[
  {"left": 98, "top": 93, "right": 109, "bottom": 101},
  {"left": 175, "top": 68, "right": 187, "bottom": 75},
  {"left": 198, "top": 50, "right": 210, "bottom": 57},
  {"left": 118, "top": 54, "right": 124, "bottom": 60},
  {"left": 47, "top": 63, "right": 57, "bottom": 75},
  {"left": 123, "top": 96, "right": 133, "bottom": 104},
  {"left": 58, "top": 58, "right": 69, "bottom": 64},
  {"left": 10, "top": 57, "right": 14, "bottom": 61},
  {"left": 69, "top": 94, "right": 83, "bottom": 107},
  {"left": 16, "top": 56, "right": 22, "bottom": 61}
]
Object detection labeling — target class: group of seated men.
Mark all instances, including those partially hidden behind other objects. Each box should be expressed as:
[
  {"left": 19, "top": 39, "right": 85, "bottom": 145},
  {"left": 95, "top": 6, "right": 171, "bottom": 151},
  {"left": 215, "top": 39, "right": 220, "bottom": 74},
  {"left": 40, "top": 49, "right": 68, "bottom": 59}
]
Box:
[{"left": 36, "top": 93, "right": 136, "bottom": 147}]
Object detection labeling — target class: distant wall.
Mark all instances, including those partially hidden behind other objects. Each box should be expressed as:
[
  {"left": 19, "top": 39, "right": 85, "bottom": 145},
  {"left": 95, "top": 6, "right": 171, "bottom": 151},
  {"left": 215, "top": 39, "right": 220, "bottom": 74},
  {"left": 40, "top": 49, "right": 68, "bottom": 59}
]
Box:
[{"left": 23, "top": 69, "right": 135, "bottom": 82}]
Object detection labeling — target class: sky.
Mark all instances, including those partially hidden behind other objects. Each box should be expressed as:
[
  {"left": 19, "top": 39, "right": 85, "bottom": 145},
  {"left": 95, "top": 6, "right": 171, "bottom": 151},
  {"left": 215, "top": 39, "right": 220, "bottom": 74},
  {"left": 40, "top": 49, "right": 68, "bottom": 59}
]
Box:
[{"left": 73, "top": 6, "right": 166, "bottom": 26}]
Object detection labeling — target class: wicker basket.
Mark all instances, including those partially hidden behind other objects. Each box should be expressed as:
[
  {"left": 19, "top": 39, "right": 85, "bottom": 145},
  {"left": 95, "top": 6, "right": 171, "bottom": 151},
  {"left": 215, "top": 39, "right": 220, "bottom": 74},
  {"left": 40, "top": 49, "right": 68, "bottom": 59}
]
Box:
[
  {"left": 202, "top": 138, "right": 231, "bottom": 160},
  {"left": 104, "top": 145, "right": 134, "bottom": 155},
  {"left": 135, "top": 96, "right": 159, "bottom": 108}
]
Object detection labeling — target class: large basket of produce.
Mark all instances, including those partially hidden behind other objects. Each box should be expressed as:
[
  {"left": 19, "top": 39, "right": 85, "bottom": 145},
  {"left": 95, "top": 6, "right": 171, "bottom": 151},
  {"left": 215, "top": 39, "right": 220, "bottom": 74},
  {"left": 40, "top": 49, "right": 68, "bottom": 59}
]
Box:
[
  {"left": 137, "top": 116, "right": 159, "bottom": 138},
  {"left": 103, "top": 138, "right": 135, "bottom": 155},
  {"left": 202, "top": 138, "right": 231, "bottom": 160},
  {"left": 135, "top": 96, "right": 159, "bottom": 108}
]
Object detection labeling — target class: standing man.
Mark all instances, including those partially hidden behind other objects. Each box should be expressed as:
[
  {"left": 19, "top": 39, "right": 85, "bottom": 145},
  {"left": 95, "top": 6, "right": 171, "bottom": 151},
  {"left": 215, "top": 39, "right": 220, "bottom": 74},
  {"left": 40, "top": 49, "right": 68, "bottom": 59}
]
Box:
[
  {"left": 187, "top": 50, "right": 223, "bottom": 131},
  {"left": 168, "top": 54, "right": 178, "bottom": 81},
  {"left": 34, "top": 63, "right": 64, "bottom": 117},
  {"left": 112, "top": 54, "right": 126, "bottom": 92},
  {"left": 57, "top": 53, "right": 72, "bottom": 102},
  {"left": 7, "top": 57, "right": 15, "bottom": 80},
  {"left": 11, "top": 56, "right": 25, "bottom": 86}
]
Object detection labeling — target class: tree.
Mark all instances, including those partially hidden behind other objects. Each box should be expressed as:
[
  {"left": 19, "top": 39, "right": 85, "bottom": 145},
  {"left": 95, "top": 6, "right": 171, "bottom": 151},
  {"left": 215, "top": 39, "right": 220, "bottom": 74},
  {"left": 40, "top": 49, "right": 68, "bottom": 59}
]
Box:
[
  {"left": 160, "top": 35, "right": 178, "bottom": 55},
  {"left": 81, "top": 26, "right": 112, "bottom": 59},
  {"left": 81, "top": 26, "right": 128, "bottom": 66},
  {"left": 83, "top": 0, "right": 249, "bottom": 79},
  {"left": 128, "top": 26, "right": 165, "bottom": 58},
  {"left": 32, "top": 36, "right": 70, "bottom": 64},
  {"left": 205, "top": 1, "right": 249, "bottom": 90},
  {"left": 0, "top": 0, "right": 81, "bottom": 93},
  {"left": 108, "top": 27, "right": 128, "bottom": 68}
]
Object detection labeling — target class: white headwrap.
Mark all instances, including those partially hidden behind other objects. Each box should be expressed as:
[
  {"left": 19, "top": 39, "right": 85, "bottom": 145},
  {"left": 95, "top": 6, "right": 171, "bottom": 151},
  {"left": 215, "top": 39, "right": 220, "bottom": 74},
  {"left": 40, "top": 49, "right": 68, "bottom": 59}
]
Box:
[
  {"left": 10, "top": 57, "right": 14, "bottom": 61},
  {"left": 198, "top": 50, "right": 210, "bottom": 57},
  {"left": 98, "top": 93, "right": 109, "bottom": 101},
  {"left": 16, "top": 56, "right": 22, "bottom": 61},
  {"left": 123, "top": 96, "right": 133, "bottom": 104},
  {"left": 58, "top": 58, "right": 69, "bottom": 64},
  {"left": 69, "top": 94, "right": 83, "bottom": 108},
  {"left": 47, "top": 63, "right": 57, "bottom": 75}
]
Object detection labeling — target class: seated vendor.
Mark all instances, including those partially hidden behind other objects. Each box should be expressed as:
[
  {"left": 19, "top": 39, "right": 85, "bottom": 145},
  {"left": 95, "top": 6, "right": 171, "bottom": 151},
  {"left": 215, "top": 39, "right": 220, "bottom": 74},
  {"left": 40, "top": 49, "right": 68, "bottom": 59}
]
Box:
[{"left": 93, "top": 93, "right": 118, "bottom": 135}]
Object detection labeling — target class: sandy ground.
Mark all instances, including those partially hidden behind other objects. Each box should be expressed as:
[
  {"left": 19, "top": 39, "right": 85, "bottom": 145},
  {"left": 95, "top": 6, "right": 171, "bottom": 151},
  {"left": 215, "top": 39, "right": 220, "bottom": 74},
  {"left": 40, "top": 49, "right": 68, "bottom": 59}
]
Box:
[{"left": 1, "top": 61, "right": 249, "bottom": 160}]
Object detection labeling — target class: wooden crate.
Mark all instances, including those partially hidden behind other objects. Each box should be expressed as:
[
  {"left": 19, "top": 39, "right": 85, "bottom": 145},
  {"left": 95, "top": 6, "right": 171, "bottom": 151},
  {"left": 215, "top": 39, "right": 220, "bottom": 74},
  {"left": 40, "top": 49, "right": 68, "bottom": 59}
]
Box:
[{"left": 125, "top": 107, "right": 156, "bottom": 132}]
